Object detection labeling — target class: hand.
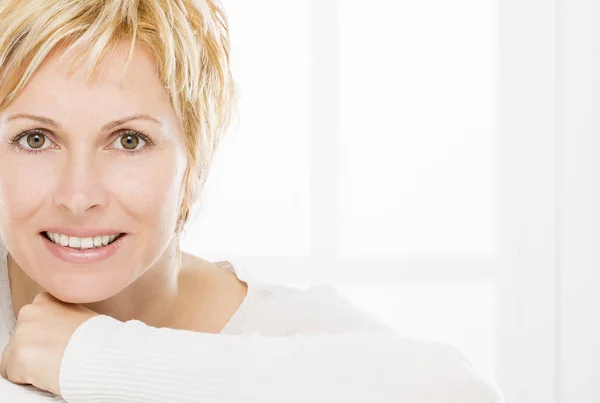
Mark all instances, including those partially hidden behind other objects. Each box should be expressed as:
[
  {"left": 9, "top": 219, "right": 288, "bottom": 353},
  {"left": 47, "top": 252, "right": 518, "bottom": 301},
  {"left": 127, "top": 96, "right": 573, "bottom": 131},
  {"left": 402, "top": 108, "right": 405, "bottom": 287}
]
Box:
[{"left": 0, "top": 292, "right": 99, "bottom": 396}]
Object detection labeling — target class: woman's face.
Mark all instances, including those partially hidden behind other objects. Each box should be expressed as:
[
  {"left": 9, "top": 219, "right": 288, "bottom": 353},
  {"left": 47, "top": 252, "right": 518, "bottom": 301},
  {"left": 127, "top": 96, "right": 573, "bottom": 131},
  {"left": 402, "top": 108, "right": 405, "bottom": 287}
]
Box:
[{"left": 0, "top": 40, "right": 188, "bottom": 303}]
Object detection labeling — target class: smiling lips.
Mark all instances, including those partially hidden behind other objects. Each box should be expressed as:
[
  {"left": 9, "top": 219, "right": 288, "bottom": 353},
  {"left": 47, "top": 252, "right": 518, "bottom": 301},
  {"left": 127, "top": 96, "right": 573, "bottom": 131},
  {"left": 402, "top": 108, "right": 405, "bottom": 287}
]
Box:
[{"left": 41, "top": 231, "right": 127, "bottom": 264}]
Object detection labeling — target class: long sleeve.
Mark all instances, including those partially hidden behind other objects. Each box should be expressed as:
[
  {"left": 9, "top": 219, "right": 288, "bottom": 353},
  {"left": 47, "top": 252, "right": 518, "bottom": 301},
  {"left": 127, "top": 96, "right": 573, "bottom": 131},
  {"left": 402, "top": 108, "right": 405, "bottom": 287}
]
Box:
[{"left": 59, "top": 315, "right": 504, "bottom": 403}]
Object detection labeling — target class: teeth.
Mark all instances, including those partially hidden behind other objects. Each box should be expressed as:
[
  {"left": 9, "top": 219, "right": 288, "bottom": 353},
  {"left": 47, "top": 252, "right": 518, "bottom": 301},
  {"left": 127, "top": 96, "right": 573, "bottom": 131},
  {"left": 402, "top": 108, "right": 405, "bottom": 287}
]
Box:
[
  {"left": 68, "top": 237, "right": 81, "bottom": 248},
  {"left": 80, "top": 237, "right": 93, "bottom": 249},
  {"left": 46, "top": 232, "right": 121, "bottom": 250},
  {"left": 93, "top": 236, "right": 103, "bottom": 247}
]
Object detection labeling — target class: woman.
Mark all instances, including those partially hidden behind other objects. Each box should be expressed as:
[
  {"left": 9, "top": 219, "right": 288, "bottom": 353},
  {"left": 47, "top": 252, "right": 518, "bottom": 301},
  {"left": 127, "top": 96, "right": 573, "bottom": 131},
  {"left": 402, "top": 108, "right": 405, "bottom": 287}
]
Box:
[{"left": 0, "top": 0, "right": 504, "bottom": 402}]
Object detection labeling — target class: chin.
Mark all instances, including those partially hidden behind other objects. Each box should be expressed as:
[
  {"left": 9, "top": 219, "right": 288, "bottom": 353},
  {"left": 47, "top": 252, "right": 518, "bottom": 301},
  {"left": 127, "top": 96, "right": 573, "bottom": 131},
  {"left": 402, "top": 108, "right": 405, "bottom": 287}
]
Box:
[
  {"left": 49, "top": 291, "right": 106, "bottom": 304},
  {"left": 48, "top": 288, "right": 112, "bottom": 304},
  {"left": 42, "top": 275, "right": 121, "bottom": 304}
]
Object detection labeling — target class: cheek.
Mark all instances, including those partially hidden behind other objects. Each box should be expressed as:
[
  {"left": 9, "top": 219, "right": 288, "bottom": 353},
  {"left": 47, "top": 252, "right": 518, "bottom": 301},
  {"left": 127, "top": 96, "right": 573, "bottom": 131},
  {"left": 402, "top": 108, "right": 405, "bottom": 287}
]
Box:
[
  {"left": 107, "top": 156, "right": 184, "bottom": 227},
  {"left": 0, "top": 156, "right": 55, "bottom": 225}
]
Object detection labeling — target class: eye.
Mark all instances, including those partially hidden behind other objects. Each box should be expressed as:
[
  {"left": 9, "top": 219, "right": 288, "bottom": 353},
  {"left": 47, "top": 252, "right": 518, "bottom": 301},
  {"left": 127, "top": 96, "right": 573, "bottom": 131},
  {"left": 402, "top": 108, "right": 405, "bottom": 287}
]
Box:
[
  {"left": 111, "top": 131, "right": 149, "bottom": 152},
  {"left": 15, "top": 130, "right": 54, "bottom": 152}
]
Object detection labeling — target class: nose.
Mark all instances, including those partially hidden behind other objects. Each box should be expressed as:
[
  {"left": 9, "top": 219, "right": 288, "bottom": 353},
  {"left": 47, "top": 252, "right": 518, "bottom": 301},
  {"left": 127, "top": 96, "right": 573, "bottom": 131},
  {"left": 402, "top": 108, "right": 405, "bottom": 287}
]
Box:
[{"left": 53, "top": 152, "right": 109, "bottom": 215}]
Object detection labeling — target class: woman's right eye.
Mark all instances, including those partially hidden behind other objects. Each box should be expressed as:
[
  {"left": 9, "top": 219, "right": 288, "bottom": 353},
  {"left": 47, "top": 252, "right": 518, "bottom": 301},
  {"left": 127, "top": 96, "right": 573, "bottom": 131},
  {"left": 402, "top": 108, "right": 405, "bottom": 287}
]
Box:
[{"left": 13, "top": 130, "right": 54, "bottom": 152}]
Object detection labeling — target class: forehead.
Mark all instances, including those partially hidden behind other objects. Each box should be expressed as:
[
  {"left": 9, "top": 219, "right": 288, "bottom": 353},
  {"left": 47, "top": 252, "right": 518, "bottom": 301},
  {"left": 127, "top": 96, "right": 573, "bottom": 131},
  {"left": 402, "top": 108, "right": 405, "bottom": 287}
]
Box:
[{"left": 7, "top": 40, "right": 171, "bottom": 114}]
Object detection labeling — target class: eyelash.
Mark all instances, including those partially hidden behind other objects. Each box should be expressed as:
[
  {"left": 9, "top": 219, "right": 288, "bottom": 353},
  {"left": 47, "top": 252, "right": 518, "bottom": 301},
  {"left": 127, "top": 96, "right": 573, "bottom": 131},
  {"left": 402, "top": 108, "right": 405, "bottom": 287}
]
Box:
[{"left": 7, "top": 128, "right": 154, "bottom": 155}]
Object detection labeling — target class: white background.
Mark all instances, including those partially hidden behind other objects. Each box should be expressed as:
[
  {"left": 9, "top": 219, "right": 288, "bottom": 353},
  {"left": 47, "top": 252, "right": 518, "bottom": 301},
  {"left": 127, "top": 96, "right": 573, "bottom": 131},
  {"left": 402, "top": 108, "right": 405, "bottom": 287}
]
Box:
[{"left": 180, "top": 1, "right": 600, "bottom": 402}]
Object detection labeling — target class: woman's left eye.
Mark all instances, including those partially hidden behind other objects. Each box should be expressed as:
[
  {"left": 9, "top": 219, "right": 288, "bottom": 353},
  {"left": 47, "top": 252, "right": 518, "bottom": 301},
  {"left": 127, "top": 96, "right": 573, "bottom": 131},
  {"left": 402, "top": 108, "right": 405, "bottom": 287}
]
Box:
[{"left": 112, "top": 131, "right": 148, "bottom": 152}]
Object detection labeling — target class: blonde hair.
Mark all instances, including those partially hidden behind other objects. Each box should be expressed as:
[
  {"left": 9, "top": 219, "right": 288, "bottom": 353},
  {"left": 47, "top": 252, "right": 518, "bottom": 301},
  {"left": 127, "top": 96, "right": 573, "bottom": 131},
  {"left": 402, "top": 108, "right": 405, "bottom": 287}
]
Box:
[{"left": 0, "top": 0, "right": 237, "bottom": 259}]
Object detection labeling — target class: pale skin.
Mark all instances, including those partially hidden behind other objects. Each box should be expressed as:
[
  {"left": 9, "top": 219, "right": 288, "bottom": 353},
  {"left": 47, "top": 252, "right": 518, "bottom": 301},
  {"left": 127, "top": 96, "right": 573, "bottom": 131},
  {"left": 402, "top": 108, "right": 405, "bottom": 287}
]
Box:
[{"left": 0, "top": 37, "right": 247, "bottom": 381}]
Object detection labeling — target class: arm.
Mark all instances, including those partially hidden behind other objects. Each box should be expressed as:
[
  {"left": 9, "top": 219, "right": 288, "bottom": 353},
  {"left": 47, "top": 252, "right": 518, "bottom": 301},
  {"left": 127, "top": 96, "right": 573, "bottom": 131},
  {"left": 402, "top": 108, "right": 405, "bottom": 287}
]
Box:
[{"left": 59, "top": 315, "right": 504, "bottom": 403}]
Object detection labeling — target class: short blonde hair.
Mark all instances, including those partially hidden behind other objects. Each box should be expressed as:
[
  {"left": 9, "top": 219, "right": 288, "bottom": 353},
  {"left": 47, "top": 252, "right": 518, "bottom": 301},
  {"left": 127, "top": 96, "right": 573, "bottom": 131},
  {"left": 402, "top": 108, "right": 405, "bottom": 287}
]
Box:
[{"left": 0, "top": 0, "right": 237, "bottom": 255}]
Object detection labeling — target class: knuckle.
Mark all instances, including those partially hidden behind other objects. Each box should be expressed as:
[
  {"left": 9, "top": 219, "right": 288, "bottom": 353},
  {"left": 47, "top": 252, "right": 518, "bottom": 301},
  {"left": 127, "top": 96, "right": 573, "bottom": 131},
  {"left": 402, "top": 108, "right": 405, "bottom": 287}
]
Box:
[
  {"left": 32, "top": 292, "right": 49, "bottom": 303},
  {"left": 16, "top": 304, "right": 37, "bottom": 321}
]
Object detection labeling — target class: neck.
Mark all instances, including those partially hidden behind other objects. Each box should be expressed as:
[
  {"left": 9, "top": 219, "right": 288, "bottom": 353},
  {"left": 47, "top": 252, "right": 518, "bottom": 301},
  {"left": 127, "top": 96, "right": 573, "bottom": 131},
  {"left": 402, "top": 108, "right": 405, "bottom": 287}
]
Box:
[{"left": 81, "top": 239, "right": 184, "bottom": 327}]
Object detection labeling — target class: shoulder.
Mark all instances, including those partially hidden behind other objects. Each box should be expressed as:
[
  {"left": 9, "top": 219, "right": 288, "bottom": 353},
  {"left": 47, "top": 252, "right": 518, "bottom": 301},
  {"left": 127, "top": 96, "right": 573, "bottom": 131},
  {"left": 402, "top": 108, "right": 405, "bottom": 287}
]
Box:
[{"left": 237, "top": 281, "right": 396, "bottom": 336}]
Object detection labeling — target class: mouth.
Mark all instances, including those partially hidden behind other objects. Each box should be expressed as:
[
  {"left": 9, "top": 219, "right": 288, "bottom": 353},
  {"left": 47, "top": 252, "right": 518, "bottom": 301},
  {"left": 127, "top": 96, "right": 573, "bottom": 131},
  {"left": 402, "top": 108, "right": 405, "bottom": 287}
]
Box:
[{"left": 41, "top": 231, "right": 126, "bottom": 250}]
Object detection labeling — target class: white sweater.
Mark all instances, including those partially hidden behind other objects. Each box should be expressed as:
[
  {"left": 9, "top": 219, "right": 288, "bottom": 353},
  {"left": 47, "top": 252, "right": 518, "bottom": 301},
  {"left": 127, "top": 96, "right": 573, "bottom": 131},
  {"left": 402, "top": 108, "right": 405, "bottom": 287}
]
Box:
[{"left": 0, "top": 241, "right": 504, "bottom": 403}]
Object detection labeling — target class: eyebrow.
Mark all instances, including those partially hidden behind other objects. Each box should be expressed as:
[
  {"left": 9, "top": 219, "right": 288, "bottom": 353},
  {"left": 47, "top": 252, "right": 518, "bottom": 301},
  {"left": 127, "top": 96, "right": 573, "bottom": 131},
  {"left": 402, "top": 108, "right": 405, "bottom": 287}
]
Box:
[{"left": 5, "top": 113, "right": 162, "bottom": 131}]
